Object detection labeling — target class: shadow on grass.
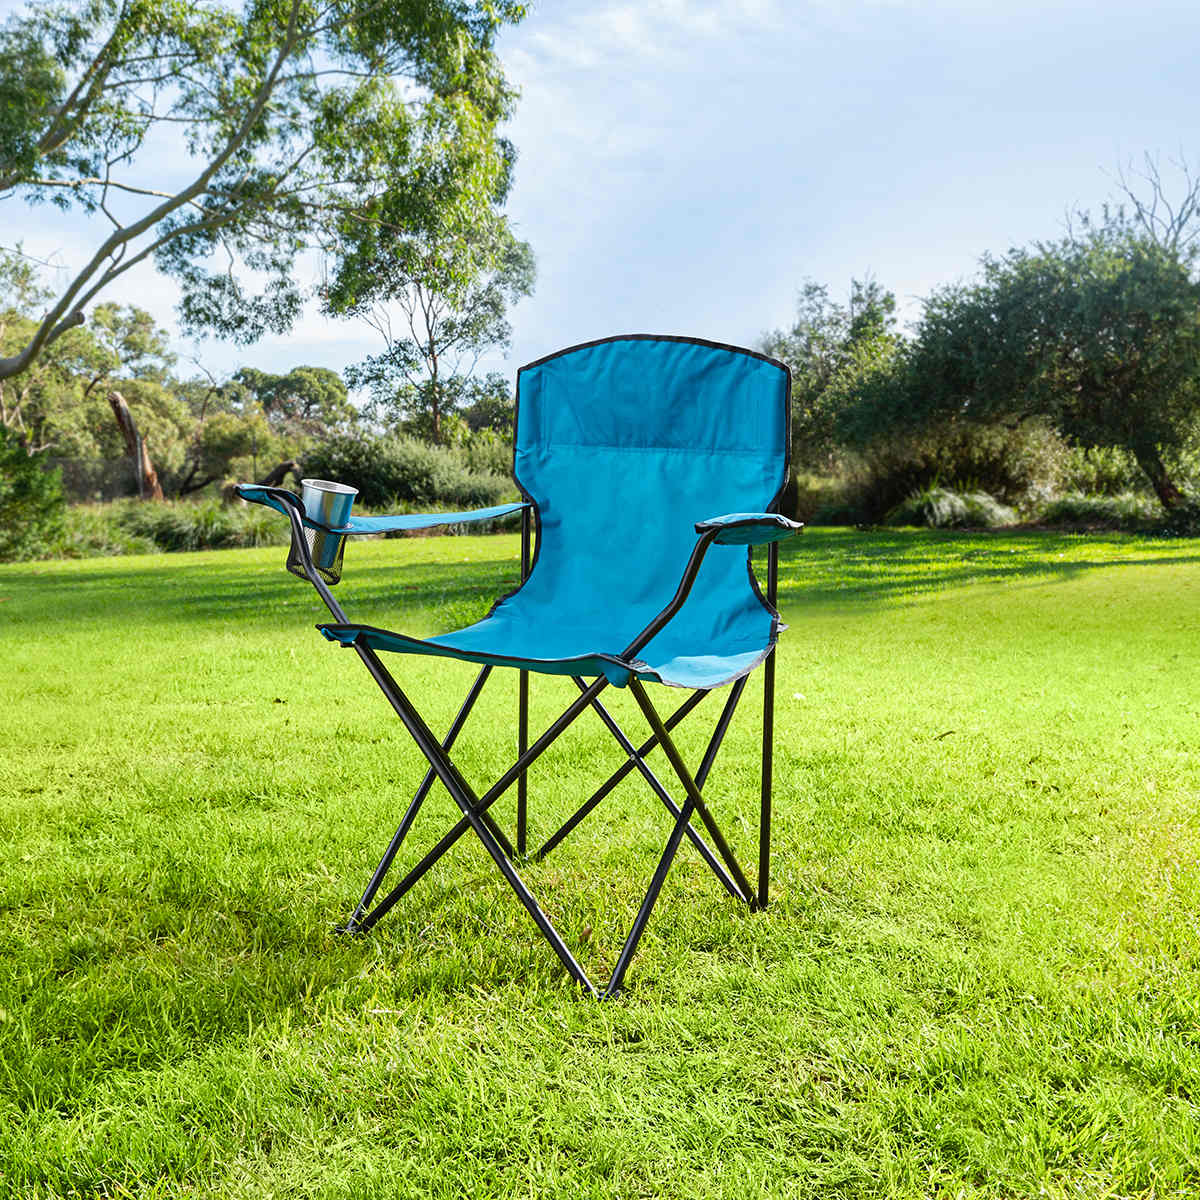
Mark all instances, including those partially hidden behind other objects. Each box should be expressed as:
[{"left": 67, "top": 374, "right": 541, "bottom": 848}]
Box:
[
  {"left": 4, "top": 529, "right": 1199, "bottom": 637},
  {"left": 773, "top": 528, "right": 1200, "bottom": 608}
]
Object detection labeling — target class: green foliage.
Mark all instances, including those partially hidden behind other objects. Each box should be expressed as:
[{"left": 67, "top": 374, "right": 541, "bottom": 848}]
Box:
[
  {"left": 232, "top": 366, "right": 356, "bottom": 440},
  {"left": 0, "top": 424, "right": 65, "bottom": 559},
  {"left": 37, "top": 499, "right": 289, "bottom": 558},
  {"left": 54, "top": 505, "right": 160, "bottom": 557},
  {"left": 0, "top": 0, "right": 526, "bottom": 377},
  {"left": 460, "top": 427, "right": 512, "bottom": 477},
  {"left": 844, "top": 224, "right": 1200, "bottom": 510},
  {"left": 1038, "top": 492, "right": 1160, "bottom": 531},
  {"left": 112, "top": 498, "right": 290, "bottom": 552},
  {"left": 1060, "top": 444, "right": 1147, "bottom": 495},
  {"left": 761, "top": 278, "right": 899, "bottom": 468},
  {"left": 303, "top": 433, "right": 512, "bottom": 509},
  {"left": 887, "top": 486, "right": 1016, "bottom": 529},
  {"left": 344, "top": 228, "right": 535, "bottom": 444},
  {"left": 838, "top": 419, "right": 1067, "bottom": 524}
]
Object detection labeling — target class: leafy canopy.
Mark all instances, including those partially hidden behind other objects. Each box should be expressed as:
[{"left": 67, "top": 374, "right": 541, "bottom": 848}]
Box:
[
  {"left": 0, "top": 0, "right": 525, "bottom": 380},
  {"left": 842, "top": 224, "right": 1200, "bottom": 509}
]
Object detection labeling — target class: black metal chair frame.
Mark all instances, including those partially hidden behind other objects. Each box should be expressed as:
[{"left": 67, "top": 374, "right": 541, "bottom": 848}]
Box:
[{"left": 275, "top": 498, "right": 780, "bottom": 998}]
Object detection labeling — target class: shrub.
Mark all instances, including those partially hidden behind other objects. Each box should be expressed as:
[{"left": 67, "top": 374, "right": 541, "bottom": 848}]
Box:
[
  {"left": 0, "top": 428, "right": 67, "bottom": 561},
  {"left": 887, "top": 486, "right": 1016, "bottom": 529},
  {"left": 303, "top": 434, "right": 514, "bottom": 509},
  {"left": 842, "top": 419, "right": 1066, "bottom": 523},
  {"left": 1060, "top": 445, "right": 1146, "bottom": 496},
  {"left": 461, "top": 429, "right": 513, "bottom": 478},
  {"left": 57, "top": 506, "right": 159, "bottom": 557},
  {"left": 1037, "top": 493, "right": 1159, "bottom": 531},
  {"left": 114, "top": 499, "right": 289, "bottom": 551}
]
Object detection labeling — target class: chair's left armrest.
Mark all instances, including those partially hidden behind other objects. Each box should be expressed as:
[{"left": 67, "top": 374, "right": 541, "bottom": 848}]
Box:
[
  {"left": 694, "top": 512, "right": 803, "bottom": 545},
  {"left": 234, "top": 485, "right": 527, "bottom": 534}
]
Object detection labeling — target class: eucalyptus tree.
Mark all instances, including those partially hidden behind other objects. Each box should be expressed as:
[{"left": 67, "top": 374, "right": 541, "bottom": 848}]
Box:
[
  {"left": 0, "top": 0, "right": 525, "bottom": 381},
  {"left": 760, "top": 277, "right": 899, "bottom": 469},
  {"left": 340, "top": 220, "right": 534, "bottom": 443}
]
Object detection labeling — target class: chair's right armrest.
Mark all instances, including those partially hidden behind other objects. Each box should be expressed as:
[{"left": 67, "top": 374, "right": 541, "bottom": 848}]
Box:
[{"left": 694, "top": 512, "right": 803, "bottom": 545}]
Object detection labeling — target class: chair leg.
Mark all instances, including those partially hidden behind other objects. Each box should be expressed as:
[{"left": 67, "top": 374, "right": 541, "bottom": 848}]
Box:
[
  {"left": 342, "top": 664, "right": 492, "bottom": 932},
  {"left": 355, "top": 644, "right": 596, "bottom": 994},
  {"left": 628, "top": 679, "right": 755, "bottom": 905},
  {"left": 575, "top": 678, "right": 750, "bottom": 904},
  {"left": 759, "top": 539, "right": 779, "bottom": 911},
  {"left": 517, "top": 506, "right": 531, "bottom": 857},
  {"left": 605, "top": 794, "right": 697, "bottom": 997},
  {"left": 759, "top": 647, "right": 775, "bottom": 911}
]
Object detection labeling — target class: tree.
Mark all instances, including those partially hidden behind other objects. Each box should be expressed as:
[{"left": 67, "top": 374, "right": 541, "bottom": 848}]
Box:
[
  {"left": 760, "top": 277, "right": 898, "bottom": 469},
  {"left": 851, "top": 226, "right": 1200, "bottom": 512},
  {"left": 459, "top": 371, "right": 515, "bottom": 437},
  {"left": 0, "top": 0, "right": 525, "bottom": 382},
  {"left": 340, "top": 223, "right": 534, "bottom": 443},
  {"left": 233, "top": 365, "right": 355, "bottom": 439}
]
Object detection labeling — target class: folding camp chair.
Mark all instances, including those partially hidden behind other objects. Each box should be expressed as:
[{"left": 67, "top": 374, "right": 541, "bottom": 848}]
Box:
[{"left": 237, "top": 334, "right": 800, "bottom": 996}]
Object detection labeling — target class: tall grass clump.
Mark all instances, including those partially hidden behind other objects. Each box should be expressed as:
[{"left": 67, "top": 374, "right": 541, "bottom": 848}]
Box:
[
  {"left": 887, "top": 486, "right": 1016, "bottom": 529},
  {"left": 1037, "top": 493, "right": 1159, "bottom": 531}
]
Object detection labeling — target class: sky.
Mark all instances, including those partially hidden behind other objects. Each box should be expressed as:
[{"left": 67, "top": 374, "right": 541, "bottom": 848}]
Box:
[{"left": 5, "top": 0, "right": 1200, "bottom": 387}]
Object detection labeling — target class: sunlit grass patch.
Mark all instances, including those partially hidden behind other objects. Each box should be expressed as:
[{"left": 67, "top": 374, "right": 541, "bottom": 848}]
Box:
[{"left": 1, "top": 529, "right": 1198, "bottom": 1197}]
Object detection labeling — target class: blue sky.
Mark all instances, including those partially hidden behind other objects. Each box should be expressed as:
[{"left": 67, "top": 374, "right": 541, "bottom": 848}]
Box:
[{"left": 5, "top": 0, "right": 1200, "bottom": 386}]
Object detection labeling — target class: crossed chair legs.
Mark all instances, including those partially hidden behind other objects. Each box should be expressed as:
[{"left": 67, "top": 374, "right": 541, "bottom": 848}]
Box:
[{"left": 340, "top": 641, "right": 773, "bottom": 998}]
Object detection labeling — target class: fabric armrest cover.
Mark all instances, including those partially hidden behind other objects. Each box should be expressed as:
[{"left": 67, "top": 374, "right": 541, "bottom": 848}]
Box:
[
  {"left": 235, "top": 485, "right": 526, "bottom": 534},
  {"left": 693, "top": 512, "right": 803, "bottom": 545}
]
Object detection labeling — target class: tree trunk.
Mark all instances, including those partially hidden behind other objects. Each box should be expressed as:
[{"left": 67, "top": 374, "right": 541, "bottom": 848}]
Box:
[
  {"left": 1131, "top": 440, "right": 1184, "bottom": 511},
  {"left": 108, "top": 389, "right": 164, "bottom": 501},
  {"left": 257, "top": 459, "right": 301, "bottom": 487}
]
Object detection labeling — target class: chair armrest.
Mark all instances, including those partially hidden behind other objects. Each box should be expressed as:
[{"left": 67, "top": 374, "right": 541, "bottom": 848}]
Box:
[
  {"left": 694, "top": 512, "right": 803, "bottom": 545},
  {"left": 235, "top": 485, "right": 527, "bottom": 533}
]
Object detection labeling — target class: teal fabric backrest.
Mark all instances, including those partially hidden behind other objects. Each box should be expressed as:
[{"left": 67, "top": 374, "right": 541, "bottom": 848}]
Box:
[{"left": 509, "top": 335, "right": 791, "bottom": 672}]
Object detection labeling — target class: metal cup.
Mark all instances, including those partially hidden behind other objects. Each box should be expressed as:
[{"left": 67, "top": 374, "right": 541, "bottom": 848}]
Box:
[{"left": 300, "top": 478, "right": 357, "bottom": 570}]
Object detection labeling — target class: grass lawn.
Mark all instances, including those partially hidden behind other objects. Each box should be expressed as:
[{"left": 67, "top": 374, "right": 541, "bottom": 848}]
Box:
[{"left": 1, "top": 528, "right": 1199, "bottom": 1198}]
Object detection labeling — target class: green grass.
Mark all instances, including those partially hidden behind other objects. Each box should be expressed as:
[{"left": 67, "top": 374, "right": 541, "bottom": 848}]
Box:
[{"left": 1, "top": 528, "right": 1199, "bottom": 1198}]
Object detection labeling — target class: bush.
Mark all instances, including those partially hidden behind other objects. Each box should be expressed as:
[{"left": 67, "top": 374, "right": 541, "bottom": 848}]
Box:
[
  {"left": 842, "top": 419, "right": 1066, "bottom": 523},
  {"left": 58, "top": 506, "right": 159, "bottom": 557},
  {"left": 303, "top": 434, "right": 514, "bottom": 509},
  {"left": 0, "top": 428, "right": 67, "bottom": 561},
  {"left": 461, "top": 429, "right": 513, "bottom": 478},
  {"left": 113, "top": 499, "right": 290, "bottom": 552},
  {"left": 51, "top": 500, "right": 290, "bottom": 558},
  {"left": 1060, "top": 446, "right": 1146, "bottom": 496},
  {"left": 887, "top": 486, "right": 1016, "bottom": 529},
  {"left": 1037, "top": 493, "right": 1159, "bottom": 531}
]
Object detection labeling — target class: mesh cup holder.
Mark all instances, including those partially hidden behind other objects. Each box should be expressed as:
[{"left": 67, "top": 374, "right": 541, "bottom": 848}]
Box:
[{"left": 287, "top": 524, "right": 346, "bottom": 585}]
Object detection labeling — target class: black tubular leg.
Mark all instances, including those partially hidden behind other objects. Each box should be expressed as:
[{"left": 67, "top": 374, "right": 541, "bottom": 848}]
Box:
[
  {"left": 518, "top": 671, "right": 529, "bottom": 854},
  {"left": 574, "top": 680, "right": 747, "bottom": 903},
  {"left": 344, "top": 664, "right": 492, "bottom": 932},
  {"left": 535, "top": 689, "right": 708, "bottom": 860},
  {"left": 759, "top": 541, "right": 779, "bottom": 910},
  {"left": 628, "top": 679, "right": 755, "bottom": 905},
  {"left": 517, "top": 508, "right": 531, "bottom": 855},
  {"left": 352, "top": 642, "right": 596, "bottom": 995},
  {"left": 605, "top": 795, "right": 696, "bottom": 998},
  {"left": 353, "top": 651, "right": 608, "bottom": 941},
  {"left": 695, "top": 675, "right": 748, "bottom": 792}
]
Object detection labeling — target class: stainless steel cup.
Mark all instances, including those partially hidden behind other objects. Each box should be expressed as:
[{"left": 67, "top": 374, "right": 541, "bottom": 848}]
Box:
[{"left": 300, "top": 478, "right": 357, "bottom": 570}]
